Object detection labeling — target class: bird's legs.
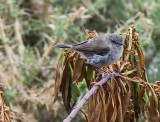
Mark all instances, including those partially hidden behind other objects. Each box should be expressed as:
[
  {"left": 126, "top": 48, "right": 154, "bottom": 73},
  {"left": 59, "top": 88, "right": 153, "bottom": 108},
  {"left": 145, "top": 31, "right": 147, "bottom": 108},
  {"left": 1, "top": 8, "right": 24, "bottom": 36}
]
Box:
[{"left": 94, "top": 66, "right": 121, "bottom": 78}]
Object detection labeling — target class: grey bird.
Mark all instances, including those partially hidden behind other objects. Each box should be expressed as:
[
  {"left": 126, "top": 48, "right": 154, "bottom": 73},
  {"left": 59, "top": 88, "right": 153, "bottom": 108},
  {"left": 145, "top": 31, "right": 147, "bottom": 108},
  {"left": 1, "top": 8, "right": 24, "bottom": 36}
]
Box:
[{"left": 54, "top": 33, "right": 124, "bottom": 68}]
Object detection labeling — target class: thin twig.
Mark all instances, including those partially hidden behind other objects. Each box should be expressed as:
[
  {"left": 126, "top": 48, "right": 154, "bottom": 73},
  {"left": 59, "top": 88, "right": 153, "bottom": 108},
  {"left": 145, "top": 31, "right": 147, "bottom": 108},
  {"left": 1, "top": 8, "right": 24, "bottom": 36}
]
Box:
[
  {"left": 14, "top": 18, "right": 24, "bottom": 58},
  {"left": 63, "top": 73, "right": 111, "bottom": 122},
  {"left": 115, "top": 12, "right": 143, "bottom": 34},
  {"left": 80, "top": 109, "right": 88, "bottom": 122},
  {"left": 38, "top": 33, "right": 59, "bottom": 67},
  {"left": 43, "top": 0, "right": 49, "bottom": 22},
  {"left": 0, "top": 16, "right": 20, "bottom": 80}
]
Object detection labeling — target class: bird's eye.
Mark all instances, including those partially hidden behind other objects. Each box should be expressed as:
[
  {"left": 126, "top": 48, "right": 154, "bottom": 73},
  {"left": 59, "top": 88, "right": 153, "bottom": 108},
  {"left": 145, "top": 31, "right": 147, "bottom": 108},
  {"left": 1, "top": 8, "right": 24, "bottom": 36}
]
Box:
[
  {"left": 111, "top": 39, "right": 123, "bottom": 45},
  {"left": 111, "top": 40, "right": 117, "bottom": 44}
]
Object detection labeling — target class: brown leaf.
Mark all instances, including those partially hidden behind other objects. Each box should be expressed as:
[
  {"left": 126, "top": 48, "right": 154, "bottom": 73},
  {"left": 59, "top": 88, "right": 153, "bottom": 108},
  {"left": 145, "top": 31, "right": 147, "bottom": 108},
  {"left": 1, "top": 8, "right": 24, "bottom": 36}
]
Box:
[
  {"left": 122, "top": 35, "right": 129, "bottom": 61},
  {"left": 106, "top": 78, "right": 117, "bottom": 122},
  {"left": 142, "top": 67, "right": 148, "bottom": 82},
  {"left": 72, "top": 55, "right": 84, "bottom": 83},
  {"left": 85, "top": 29, "right": 98, "bottom": 39},
  {"left": 124, "top": 27, "right": 133, "bottom": 62},
  {"left": 123, "top": 83, "right": 132, "bottom": 119},
  {"left": 135, "top": 40, "right": 145, "bottom": 68},
  {"left": 53, "top": 51, "right": 65, "bottom": 103},
  {"left": 88, "top": 84, "right": 106, "bottom": 122},
  {"left": 114, "top": 79, "right": 123, "bottom": 122},
  {"left": 138, "top": 87, "right": 145, "bottom": 104},
  {"left": 77, "top": 63, "right": 86, "bottom": 83},
  {"left": 148, "top": 84, "right": 159, "bottom": 122},
  {"left": 135, "top": 43, "right": 145, "bottom": 77},
  {"left": 68, "top": 52, "right": 79, "bottom": 72},
  {"left": 89, "top": 99, "right": 102, "bottom": 122},
  {"left": 60, "top": 58, "right": 72, "bottom": 113},
  {"left": 88, "top": 92, "right": 97, "bottom": 121},
  {"left": 98, "top": 85, "right": 107, "bottom": 122},
  {"left": 106, "top": 95, "right": 114, "bottom": 122}
]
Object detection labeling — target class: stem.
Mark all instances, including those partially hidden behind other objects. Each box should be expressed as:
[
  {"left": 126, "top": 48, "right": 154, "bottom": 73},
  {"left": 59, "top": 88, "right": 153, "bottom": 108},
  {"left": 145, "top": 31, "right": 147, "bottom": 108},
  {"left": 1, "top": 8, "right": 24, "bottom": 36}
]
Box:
[{"left": 63, "top": 73, "right": 111, "bottom": 122}]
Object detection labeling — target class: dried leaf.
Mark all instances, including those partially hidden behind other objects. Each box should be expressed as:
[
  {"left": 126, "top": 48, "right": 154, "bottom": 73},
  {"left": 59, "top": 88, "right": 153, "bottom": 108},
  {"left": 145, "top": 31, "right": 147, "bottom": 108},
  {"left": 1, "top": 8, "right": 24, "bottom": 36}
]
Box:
[
  {"left": 88, "top": 92, "right": 97, "bottom": 121},
  {"left": 77, "top": 63, "right": 86, "bottom": 82},
  {"left": 89, "top": 85, "right": 106, "bottom": 122},
  {"left": 85, "top": 29, "right": 98, "bottom": 39},
  {"left": 98, "top": 85, "right": 107, "bottom": 122},
  {"left": 135, "top": 42, "right": 145, "bottom": 68},
  {"left": 60, "top": 58, "right": 71, "bottom": 112},
  {"left": 72, "top": 55, "right": 84, "bottom": 83},
  {"left": 148, "top": 84, "right": 159, "bottom": 122},
  {"left": 106, "top": 78, "right": 117, "bottom": 122},
  {"left": 54, "top": 51, "right": 65, "bottom": 103},
  {"left": 124, "top": 27, "right": 133, "bottom": 62},
  {"left": 138, "top": 87, "right": 145, "bottom": 104},
  {"left": 122, "top": 35, "right": 129, "bottom": 61},
  {"left": 121, "top": 80, "right": 132, "bottom": 118},
  {"left": 106, "top": 95, "right": 114, "bottom": 122},
  {"left": 89, "top": 99, "right": 102, "bottom": 122},
  {"left": 55, "top": 27, "right": 160, "bottom": 122},
  {"left": 115, "top": 79, "right": 123, "bottom": 122}
]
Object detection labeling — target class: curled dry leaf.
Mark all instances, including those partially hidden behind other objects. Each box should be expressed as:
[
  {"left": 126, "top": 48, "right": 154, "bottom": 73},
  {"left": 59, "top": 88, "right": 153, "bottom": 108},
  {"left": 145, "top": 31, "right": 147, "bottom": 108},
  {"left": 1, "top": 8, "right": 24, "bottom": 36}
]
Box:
[
  {"left": 55, "top": 27, "right": 160, "bottom": 122},
  {"left": 54, "top": 50, "right": 66, "bottom": 103},
  {"left": 148, "top": 84, "right": 159, "bottom": 122},
  {"left": 72, "top": 55, "right": 85, "bottom": 83},
  {"left": 88, "top": 84, "right": 106, "bottom": 122},
  {"left": 0, "top": 91, "right": 13, "bottom": 122},
  {"left": 60, "top": 58, "right": 71, "bottom": 112},
  {"left": 85, "top": 29, "right": 98, "bottom": 40}
]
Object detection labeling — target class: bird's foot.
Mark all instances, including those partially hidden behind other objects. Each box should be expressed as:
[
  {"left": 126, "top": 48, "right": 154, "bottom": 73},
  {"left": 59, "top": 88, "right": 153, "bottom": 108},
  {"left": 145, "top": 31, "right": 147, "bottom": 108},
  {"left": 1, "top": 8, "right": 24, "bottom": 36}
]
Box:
[
  {"left": 95, "top": 67, "right": 110, "bottom": 78},
  {"left": 110, "top": 72, "right": 121, "bottom": 78}
]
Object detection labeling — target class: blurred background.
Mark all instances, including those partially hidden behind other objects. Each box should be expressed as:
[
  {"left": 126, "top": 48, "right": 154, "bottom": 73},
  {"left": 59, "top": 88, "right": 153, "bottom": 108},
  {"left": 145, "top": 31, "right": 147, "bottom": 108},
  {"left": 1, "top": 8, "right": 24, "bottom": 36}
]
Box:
[{"left": 0, "top": 0, "right": 160, "bottom": 121}]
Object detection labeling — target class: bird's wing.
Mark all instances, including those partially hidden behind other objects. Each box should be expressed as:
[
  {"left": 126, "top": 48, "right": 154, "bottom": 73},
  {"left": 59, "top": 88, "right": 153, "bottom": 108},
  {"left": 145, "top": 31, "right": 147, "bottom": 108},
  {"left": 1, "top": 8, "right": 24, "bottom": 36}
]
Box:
[
  {"left": 72, "top": 41, "right": 110, "bottom": 57},
  {"left": 72, "top": 40, "right": 89, "bottom": 46}
]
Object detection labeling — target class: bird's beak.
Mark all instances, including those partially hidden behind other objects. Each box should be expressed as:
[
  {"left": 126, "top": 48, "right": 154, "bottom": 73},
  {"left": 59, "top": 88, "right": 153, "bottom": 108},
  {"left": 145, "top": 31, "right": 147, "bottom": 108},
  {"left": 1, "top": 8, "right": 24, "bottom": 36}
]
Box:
[{"left": 117, "top": 42, "right": 125, "bottom": 46}]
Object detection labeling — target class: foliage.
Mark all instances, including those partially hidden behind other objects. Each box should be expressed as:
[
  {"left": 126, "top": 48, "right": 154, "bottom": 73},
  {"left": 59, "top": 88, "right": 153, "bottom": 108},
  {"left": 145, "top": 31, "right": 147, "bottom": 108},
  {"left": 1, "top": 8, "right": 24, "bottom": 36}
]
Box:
[
  {"left": 4, "top": 85, "right": 19, "bottom": 105},
  {"left": 21, "top": 48, "right": 39, "bottom": 86},
  {"left": 55, "top": 27, "right": 160, "bottom": 121},
  {"left": 0, "top": 0, "right": 160, "bottom": 121}
]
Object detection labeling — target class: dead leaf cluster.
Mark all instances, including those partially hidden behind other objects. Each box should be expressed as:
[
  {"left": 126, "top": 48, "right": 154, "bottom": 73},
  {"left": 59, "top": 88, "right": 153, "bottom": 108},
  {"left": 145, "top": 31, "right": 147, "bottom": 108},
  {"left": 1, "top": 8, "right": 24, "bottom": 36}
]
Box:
[{"left": 54, "top": 27, "right": 160, "bottom": 122}]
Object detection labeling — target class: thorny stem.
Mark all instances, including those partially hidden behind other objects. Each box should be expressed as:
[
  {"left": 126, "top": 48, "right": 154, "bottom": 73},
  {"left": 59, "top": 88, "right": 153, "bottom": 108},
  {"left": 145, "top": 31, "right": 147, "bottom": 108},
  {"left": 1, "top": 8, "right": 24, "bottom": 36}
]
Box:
[{"left": 63, "top": 73, "right": 111, "bottom": 122}]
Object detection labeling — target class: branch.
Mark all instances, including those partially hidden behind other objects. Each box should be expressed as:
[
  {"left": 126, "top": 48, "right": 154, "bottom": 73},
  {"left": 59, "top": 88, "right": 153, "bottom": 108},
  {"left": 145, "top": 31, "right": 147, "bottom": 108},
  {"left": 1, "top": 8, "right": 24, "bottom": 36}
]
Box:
[
  {"left": 63, "top": 73, "right": 111, "bottom": 122},
  {"left": 115, "top": 12, "right": 143, "bottom": 34},
  {"left": 14, "top": 18, "right": 25, "bottom": 59}
]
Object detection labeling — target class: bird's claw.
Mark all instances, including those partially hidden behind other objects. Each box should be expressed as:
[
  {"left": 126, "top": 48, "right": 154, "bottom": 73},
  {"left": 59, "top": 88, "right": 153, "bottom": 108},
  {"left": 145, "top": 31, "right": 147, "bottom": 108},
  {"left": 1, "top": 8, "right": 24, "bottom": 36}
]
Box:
[{"left": 110, "top": 72, "right": 121, "bottom": 78}]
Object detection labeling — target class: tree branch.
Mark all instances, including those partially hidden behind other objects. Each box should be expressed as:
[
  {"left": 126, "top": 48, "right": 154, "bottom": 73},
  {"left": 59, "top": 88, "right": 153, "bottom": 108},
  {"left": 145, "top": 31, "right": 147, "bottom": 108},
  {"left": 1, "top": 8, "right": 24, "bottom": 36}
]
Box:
[{"left": 63, "top": 73, "right": 111, "bottom": 122}]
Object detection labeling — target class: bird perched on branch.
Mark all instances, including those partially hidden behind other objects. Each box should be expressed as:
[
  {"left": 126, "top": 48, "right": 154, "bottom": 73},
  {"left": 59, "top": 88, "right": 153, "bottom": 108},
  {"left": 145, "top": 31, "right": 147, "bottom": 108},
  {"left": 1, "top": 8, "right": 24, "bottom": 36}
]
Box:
[{"left": 54, "top": 33, "right": 124, "bottom": 68}]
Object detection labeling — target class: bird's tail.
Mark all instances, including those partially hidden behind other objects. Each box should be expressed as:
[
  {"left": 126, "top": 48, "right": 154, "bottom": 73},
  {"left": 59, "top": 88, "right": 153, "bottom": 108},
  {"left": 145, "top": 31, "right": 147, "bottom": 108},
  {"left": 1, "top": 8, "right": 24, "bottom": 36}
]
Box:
[{"left": 54, "top": 44, "right": 71, "bottom": 49}]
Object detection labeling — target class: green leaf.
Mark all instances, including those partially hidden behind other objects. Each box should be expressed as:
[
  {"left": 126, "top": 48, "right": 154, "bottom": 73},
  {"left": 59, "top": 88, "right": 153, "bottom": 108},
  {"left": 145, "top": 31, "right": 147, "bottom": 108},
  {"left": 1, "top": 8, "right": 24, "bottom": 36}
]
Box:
[
  {"left": 86, "top": 65, "right": 94, "bottom": 81},
  {"left": 135, "top": 84, "right": 140, "bottom": 97},
  {"left": 71, "top": 82, "right": 80, "bottom": 102},
  {"left": 142, "top": 90, "right": 149, "bottom": 106}
]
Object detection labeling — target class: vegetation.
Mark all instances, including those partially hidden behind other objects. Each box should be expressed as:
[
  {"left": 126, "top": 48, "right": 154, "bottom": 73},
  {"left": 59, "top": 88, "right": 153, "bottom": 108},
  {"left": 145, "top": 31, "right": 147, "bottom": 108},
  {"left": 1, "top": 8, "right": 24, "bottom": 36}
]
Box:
[
  {"left": 56, "top": 27, "right": 160, "bottom": 122},
  {"left": 0, "top": 0, "right": 160, "bottom": 121}
]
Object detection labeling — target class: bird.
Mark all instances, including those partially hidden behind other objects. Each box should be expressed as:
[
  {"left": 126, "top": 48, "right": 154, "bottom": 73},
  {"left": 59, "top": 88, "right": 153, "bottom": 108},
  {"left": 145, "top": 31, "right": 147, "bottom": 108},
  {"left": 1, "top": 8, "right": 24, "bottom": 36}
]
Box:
[{"left": 54, "top": 33, "right": 124, "bottom": 68}]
